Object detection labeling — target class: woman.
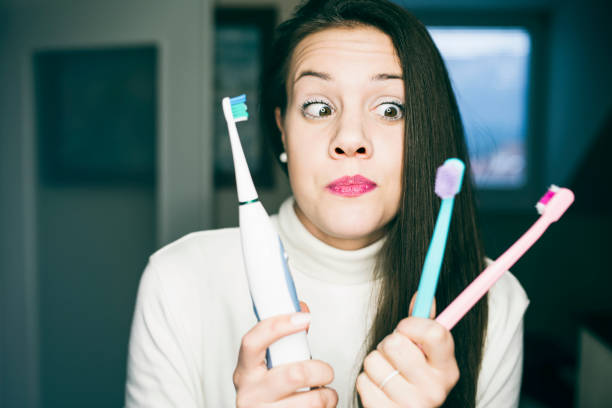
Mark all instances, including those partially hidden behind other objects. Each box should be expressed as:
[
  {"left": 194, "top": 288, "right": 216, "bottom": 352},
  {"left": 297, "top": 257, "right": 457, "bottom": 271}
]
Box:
[{"left": 125, "top": 0, "right": 529, "bottom": 407}]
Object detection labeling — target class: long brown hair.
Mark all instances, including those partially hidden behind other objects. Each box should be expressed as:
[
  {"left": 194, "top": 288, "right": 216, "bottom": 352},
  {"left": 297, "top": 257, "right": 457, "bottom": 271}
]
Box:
[{"left": 259, "top": 1, "right": 489, "bottom": 406}]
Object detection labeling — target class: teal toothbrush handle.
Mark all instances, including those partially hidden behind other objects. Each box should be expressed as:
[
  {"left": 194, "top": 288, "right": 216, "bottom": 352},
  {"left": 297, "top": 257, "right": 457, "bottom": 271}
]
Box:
[{"left": 413, "top": 197, "right": 454, "bottom": 318}]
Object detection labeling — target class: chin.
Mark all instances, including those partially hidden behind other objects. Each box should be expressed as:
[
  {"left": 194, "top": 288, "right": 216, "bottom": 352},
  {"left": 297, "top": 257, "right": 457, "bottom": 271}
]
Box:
[
  {"left": 294, "top": 190, "right": 396, "bottom": 246},
  {"left": 319, "top": 211, "right": 386, "bottom": 242}
]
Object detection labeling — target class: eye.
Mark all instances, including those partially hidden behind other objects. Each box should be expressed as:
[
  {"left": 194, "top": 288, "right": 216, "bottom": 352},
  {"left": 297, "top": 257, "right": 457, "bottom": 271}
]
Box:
[
  {"left": 301, "top": 99, "right": 334, "bottom": 119},
  {"left": 375, "top": 102, "right": 404, "bottom": 121}
]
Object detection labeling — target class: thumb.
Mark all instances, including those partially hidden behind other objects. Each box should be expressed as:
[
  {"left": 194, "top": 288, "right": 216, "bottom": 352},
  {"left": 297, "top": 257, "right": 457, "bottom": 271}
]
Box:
[
  {"left": 409, "top": 292, "right": 436, "bottom": 318},
  {"left": 299, "top": 301, "right": 310, "bottom": 333},
  {"left": 299, "top": 301, "right": 310, "bottom": 314}
]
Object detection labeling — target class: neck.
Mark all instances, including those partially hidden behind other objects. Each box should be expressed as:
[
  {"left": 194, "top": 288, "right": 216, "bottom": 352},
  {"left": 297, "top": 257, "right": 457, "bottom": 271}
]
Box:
[{"left": 275, "top": 196, "right": 384, "bottom": 284}]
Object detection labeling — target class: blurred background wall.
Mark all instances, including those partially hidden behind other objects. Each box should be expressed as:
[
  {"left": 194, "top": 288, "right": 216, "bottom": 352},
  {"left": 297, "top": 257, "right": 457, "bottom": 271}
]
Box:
[{"left": 0, "top": 0, "right": 610, "bottom": 407}]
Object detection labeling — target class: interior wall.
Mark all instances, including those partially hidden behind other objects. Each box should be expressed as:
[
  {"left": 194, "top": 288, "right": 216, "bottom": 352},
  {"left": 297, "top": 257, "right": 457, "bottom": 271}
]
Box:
[
  {"left": 546, "top": 0, "right": 612, "bottom": 186},
  {"left": 36, "top": 186, "right": 155, "bottom": 407},
  {"left": 0, "top": 1, "right": 213, "bottom": 407},
  {"left": 0, "top": 30, "right": 36, "bottom": 406}
]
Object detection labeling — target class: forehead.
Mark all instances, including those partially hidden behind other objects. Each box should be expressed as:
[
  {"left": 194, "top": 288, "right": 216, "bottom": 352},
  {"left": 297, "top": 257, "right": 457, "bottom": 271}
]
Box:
[{"left": 288, "top": 26, "right": 402, "bottom": 85}]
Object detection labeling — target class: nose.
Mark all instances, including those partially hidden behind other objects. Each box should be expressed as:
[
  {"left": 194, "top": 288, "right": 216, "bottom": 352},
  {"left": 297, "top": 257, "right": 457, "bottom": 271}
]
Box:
[{"left": 328, "top": 111, "right": 372, "bottom": 159}]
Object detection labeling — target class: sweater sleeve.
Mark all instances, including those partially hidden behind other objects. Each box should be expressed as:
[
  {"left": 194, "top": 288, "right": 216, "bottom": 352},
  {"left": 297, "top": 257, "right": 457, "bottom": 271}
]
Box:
[
  {"left": 475, "top": 272, "right": 530, "bottom": 408},
  {"left": 125, "top": 260, "right": 204, "bottom": 407}
]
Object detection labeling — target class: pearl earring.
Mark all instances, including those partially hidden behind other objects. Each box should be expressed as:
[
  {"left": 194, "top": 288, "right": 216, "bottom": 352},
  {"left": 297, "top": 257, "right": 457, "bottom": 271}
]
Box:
[{"left": 279, "top": 152, "right": 287, "bottom": 163}]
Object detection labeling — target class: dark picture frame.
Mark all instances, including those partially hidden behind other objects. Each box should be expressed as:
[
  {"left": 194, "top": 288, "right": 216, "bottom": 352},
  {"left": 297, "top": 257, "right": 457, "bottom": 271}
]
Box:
[
  {"left": 34, "top": 46, "right": 158, "bottom": 186},
  {"left": 214, "top": 7, "right": 277, "bottom": 188}
]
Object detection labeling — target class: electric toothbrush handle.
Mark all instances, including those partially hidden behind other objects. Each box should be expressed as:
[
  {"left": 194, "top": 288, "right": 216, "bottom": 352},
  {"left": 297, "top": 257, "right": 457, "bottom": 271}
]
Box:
[
  {"left": 240, "top": 203, "right": 311, "bottom": 368},
  {"left": 266, "top": 331, "right": 311, "bottom": 368}
]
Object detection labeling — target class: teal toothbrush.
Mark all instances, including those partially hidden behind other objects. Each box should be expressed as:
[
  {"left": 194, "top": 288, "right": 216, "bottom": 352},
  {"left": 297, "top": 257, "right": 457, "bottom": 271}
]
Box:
[{"left": 413, "top": 158, "right": 466, "bottom": 318}]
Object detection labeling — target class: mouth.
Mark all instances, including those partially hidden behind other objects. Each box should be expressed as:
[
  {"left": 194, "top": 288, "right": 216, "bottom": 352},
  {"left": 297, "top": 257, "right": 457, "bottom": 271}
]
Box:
[{"left": 326, "top": 175, "right": 377, "bottom": 197}]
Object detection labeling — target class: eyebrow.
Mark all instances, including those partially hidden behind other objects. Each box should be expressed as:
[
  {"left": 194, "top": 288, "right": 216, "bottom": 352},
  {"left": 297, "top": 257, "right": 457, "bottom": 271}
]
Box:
[{"left": 293, "top": 70, "right": 402, "bottom": 84}]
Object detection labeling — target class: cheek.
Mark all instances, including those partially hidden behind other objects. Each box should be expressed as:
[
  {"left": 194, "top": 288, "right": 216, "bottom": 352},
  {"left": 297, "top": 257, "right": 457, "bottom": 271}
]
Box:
[
  {"left": 285, "top": 131, "right": 327, "bottom": 183},
  {"left": 379, "top": 134, "right": 404, "bottom": 211},
  {"left": 285, "top": 147, "right": 314, "bottom": 197},
  {"left": 286, "top": 160, "right": 304, "bottom": 193},
  {"left": 378, "top": 134, "right": 403, "bottom": 180}
]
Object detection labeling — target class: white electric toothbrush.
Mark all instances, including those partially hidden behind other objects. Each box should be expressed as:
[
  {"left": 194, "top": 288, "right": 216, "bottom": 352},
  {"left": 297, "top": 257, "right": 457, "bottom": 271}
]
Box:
[{"left": 222, "top": 94, "right": 311, "bottom": 368}]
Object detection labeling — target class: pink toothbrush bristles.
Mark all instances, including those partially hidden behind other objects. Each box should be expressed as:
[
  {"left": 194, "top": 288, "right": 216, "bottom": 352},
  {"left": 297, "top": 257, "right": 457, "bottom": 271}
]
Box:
[
  {"left": 536, "top": 185, "right": 560, "bottom": 214},
  {"left": 540, "top": 190, "right": 555, "bottom": 204}
]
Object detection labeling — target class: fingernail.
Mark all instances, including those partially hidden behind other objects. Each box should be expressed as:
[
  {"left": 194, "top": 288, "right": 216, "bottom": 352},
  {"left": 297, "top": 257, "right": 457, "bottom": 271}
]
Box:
[{"left": 290, "top": 313, "right": 311, "bottom": 326}]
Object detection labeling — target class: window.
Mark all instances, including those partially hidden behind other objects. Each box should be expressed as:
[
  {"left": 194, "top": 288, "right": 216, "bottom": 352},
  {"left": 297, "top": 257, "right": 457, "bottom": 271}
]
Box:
[{"left": 428, "top": 27, "right": 532, "bottom": 189}]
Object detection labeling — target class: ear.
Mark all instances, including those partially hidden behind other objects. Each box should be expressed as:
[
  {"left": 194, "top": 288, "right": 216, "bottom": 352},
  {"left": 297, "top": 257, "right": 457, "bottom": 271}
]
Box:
[{"left": 274, "top": 107, "right": 286, "bottom": 148}]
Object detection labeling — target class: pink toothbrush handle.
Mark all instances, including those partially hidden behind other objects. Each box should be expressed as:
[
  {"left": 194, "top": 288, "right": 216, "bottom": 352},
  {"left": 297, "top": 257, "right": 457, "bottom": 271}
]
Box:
[
  {"left": 435, "top": 187, "right": 574, "bottom": 330},
  {"left": 435, "top": 217, "right": 550, "bottom": 330}
]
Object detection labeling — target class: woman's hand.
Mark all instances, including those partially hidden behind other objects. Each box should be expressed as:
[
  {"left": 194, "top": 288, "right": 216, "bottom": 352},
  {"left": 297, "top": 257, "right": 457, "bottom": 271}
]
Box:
[
  {"left": 356, "top": 296, "right": 459, "bottom": 408},
  {"left": 233, "top": 301, "right": 338, "bottom": 408}
]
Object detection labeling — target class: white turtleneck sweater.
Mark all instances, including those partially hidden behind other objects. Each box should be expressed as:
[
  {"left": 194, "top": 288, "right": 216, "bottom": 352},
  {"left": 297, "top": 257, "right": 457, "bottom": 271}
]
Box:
[{"left": 125, "top": 197, "right": 529, "bottom": 407}]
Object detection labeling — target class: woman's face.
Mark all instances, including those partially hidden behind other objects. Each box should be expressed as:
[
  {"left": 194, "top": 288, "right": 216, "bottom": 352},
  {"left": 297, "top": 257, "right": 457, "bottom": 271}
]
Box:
[{"left": 275, "top": 26, "right": 405, "bottom": 250}]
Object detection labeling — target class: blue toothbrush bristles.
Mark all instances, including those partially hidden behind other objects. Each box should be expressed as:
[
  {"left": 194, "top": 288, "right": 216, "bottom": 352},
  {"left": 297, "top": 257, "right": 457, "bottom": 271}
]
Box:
[
  {"left": 230, "top": 94, "right": 248, "bottom": 122},
  {"left": 434, "top": 158, "right": 466, "bottom": 199}
]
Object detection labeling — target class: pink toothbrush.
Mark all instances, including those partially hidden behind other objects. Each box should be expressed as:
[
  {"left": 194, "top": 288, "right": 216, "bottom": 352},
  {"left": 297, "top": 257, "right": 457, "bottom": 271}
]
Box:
[{"left": 436, "top": 185, "right": 575, "bottom": 330}]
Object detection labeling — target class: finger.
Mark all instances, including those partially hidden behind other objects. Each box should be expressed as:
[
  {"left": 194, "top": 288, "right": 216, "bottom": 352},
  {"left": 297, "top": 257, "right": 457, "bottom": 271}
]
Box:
[
  {"left": 270, "top": 386, "right": 338, "bottom": 408},
  {"left": 299, "top": 301, "right": 310, "bottom": 313},
  {"left": 356, "top": 372, "right": 397, "bottom": 408},
  {"left": 395, "top": 317, "right": 455, "bottom": 367},
  {"left": 363, "top": 349, "right": 418, "bottom": 406},
  {"left": 250, "top": 359, "right": 334, "bottom": 402},
  {"left": 236, "top": 312, "right": 311, "bottom": 372},
  {"left": 376, "top": 331, "right": 431, "bottom": 391},
  {"left": 299, "top": 301, "right": 310, "bottom": 333},
  {"left": 409, "top": 292, "right": 436, "bottom": 318}
]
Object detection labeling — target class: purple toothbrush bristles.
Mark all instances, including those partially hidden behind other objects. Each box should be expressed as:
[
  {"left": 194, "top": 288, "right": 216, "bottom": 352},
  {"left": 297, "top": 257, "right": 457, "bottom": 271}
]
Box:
[{"left": 434, "top": 159, "right": 466, "bottom": 199}]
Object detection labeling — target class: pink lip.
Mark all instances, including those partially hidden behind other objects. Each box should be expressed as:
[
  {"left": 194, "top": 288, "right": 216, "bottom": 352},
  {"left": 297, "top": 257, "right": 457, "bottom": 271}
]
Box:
[{"left": 326, "top": 175, "right": 377, "bottom": 197}]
